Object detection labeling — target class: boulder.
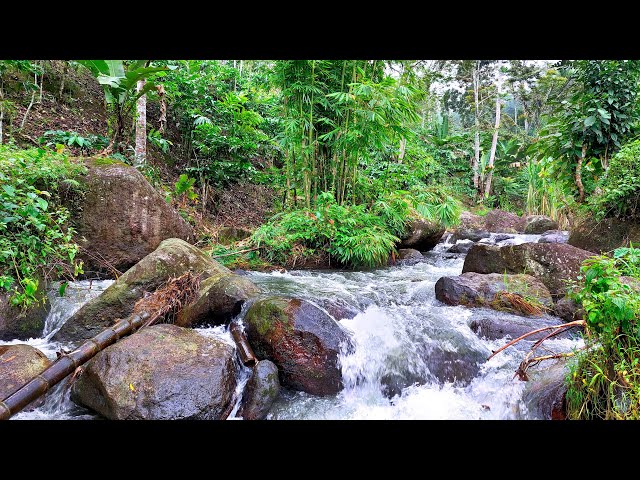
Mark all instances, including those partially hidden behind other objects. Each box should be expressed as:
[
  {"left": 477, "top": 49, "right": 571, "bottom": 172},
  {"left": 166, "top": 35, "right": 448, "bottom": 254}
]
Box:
[
  {"left": 451, "top": 229, "right": 490, "bottom": 243},
  {"left": 239, "top": 360, "right": 280, "bottom": 420},
  {"left": 392, "top": 248, "right": 425, "bottom": 266},
  {"left": 447, "top": 241, "right": 475, "bottom": 254},
  {"left": 53, "top": 238, "right": 232, "bottom": 345},
  {"left": 176, "top": 274, "right": 261, "bottom": 327},
  {"left": 538, "top": 230, "right": 569, "bottom": 244},
  {"left": 484, "top": 209, "right": 526, "bottom": 233},
  {"left": 493, "top": 234, "right": 514, "bottom": 242},
  {"left": 568, "top": 216, "right": 640, "bottom": 254},
  {"left": 524, "top": 215, "right": 558, "bottom": 234},
  {"left": 320, "top": 298, "right": 361, "bottom": 321},
  {"left": 435, "top": 272, "right": 553, "bottom": 315},
  {"left": 244, "top": 296, "right": 354, "bottom": 396},
  {"left": 470, "top": 315, "right": 570, "bottom": 341},
  {"left": 553, "top": 296, "right": 584, "bottom": 322},
  {"left": 0, "top": 344, "right": 51, "bottom": 410},
  {"left": 72, "top": 157, "right": 195, "bottom": 276},
  {"left": 71, "top": 324, "right": 237, "bottom": 419},
  {"left": 521, "top": 361, "right": 568, "bottom": 420},
  {"left": 458, "top": 211, "right": 486, "bottom": 231},
  {"left": 0, "top": 282, "right": 49, "bottom": 340},
  {"left": 462, "top": 243, "right": 595, "bottom": 299},
  {"left": 399, "top": 219, "right": 446, "bottom": 252}
]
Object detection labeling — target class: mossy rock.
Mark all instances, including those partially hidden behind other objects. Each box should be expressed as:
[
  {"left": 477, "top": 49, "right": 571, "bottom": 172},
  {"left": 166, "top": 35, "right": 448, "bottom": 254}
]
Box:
[
  {"left": 53, "top": 238, "right": 232, "bottom": 345},
  {"left": 0, "top": 280, "right": 50, "bottom": 341},
  {"left": 0, "top": 344, "right": 51, "bottom": 411},
  {"left": 239, "top": 359, "right": 280, "bottom": 420},
  {"left": 244, "top": 296, "right": 353, "bottom": 396}
]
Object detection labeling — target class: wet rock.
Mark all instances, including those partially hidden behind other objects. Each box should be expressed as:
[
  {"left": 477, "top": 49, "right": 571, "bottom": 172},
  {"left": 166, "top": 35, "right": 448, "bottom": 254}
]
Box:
[
  {"left": 0, "top": 344, "right": 51, "bottom": 410},
  {"left": 176, "top": 274, "right": 261, "bottom": 327},
  {"left": 0, "top": 281, "right": 49, "bottom": 341},
  {"left": 553, "top": 296, "right": 584, "bottom": 322},
  {"left": 451, "top": 229, "right": 491, "bottom": 243},
  {"left": 435, "top": 272, "right": 553, "bottom": 315},
  {"left": 53, "top": 238, "right": 233, "bottom": 345},
  {"left": 470, "top": 315, "right": 573, "bottom": 341},
  {"left": 524, "top": 215, "right": 558, "bottom": 234},
  {"left": 71, "top": 324, "right": 237, "bottom": 419},
  {"left": 568, "top": 216, "right": 640, "bottom": 254},
  {"left": 447, "top": 241, "right": 475, "bottom": 254},
  {"left": 239, "top": 360, "right": 280, "bottom": 420},
  {"left": 320, "top": 298, "right": 361, "bottom": 321},
  {"left": 392, "top": 248, "right": 425, "bottom": 266},
  {"left": 462, "top": 242, "right": 596, "bottom": 299},
  {"left": 521, "top": 361, "right": 568, "bottom": 420},
  {"left": 493, "top": 234, "right": 514, "bottom": 242},
  {"left": 244, "top": 296, "right": 354, "bottom": 396},
  {"left": 484, "top": 209, "right": 526, "bottom": 233},
  {"left": 399, "top": 219, "right": 446, "bottom": 252},
  {"left": 458, "top": 211, "right": 486, "bottom": 231},
  {"left": 538, "top": 230, "right": 569, "bottom": 244},
  {"left": 72, "top": 157, "right": 194, "bottom": 277}
]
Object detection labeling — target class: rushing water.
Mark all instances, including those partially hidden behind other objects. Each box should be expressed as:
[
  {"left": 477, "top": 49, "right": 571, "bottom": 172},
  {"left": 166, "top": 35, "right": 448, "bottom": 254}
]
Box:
[{"left": 3, "top": 232, "right": 582, "bottom": 420}]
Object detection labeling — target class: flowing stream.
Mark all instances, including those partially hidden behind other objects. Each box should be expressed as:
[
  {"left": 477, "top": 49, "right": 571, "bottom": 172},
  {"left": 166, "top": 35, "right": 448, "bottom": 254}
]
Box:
[{"left": 3, "top": 232, "right": 582, "bottom": 420}]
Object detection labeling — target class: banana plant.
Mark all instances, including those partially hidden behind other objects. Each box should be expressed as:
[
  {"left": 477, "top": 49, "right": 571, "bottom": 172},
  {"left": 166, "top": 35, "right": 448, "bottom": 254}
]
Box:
[{"left": 77, "top": 60, "right": 168, "bottom": 154}]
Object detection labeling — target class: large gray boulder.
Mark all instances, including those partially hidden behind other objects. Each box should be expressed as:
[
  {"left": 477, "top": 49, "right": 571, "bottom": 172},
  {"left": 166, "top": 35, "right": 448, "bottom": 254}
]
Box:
[
  {"left": 72, "top": 157, "right": 195, "bottom": 276},
  {"left": 462, "top": 242, "right": 595, "bottom": 299},
  {"left": 524, "top": 215, "right": 558, "bottom": 234},
  {"left": 568, "top": 216, "right": 640, "bottom": 254},
  {"left": 53, "top": 238, "right": 236, "bottom": 345},
  {"left": 435, "top": 272, "right": 553, "bottom": 315},
  {"left": 71, "top": 324, "right": 237, "bottom": 419},
  {"left": 399, "top": 219, "right": 446, "bottom": 252},
  {"left": 239, "top": 360, "right": 280, "bottom": 420},
  {"left": 244, "top": 296, "right": 353, "bottom": 396},
  {"left": 0, "top": 344, "right": 51, "bottom": 410}
]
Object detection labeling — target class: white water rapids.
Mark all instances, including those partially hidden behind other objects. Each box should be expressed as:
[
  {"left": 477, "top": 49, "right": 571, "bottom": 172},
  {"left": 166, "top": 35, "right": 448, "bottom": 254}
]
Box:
[{"left": 3, "top": 232, "right": 583, "bottom": 420}]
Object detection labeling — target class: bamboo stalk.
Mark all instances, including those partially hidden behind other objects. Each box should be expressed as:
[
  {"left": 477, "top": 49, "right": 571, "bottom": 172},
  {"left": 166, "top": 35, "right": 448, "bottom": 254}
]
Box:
[
  {"left": 229, "top": 321, "right": 257, "bottom": 367},
  {"left": 0, "top": 272, "right": 200, "bottom": 420}
]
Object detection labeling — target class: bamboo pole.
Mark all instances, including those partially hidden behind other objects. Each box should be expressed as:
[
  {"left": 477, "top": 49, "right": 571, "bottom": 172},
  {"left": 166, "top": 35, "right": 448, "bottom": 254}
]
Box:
[
  {"left": 230, "top": 321, "right": 257, "bottom": 367},
  {"left": 0, "top": 272, "right": 200, "bottom": 420}
]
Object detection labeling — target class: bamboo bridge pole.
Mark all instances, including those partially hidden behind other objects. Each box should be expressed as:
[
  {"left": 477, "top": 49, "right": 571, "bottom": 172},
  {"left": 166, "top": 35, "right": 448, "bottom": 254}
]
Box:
[
  {"left": 0, "top": 272, "right": 200, "bottom": 420},
  {"left": 229, "top": 321, "right": 257, "bottom": 367}
]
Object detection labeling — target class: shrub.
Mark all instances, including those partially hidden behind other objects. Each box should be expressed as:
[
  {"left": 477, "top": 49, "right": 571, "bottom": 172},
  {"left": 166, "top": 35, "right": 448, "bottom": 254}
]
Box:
[
  {"left": 0, "top": 145, "right": 86, "bottom": 307},
  {"left": 591, "top": 139, "right": 640, "bottom": 220}
]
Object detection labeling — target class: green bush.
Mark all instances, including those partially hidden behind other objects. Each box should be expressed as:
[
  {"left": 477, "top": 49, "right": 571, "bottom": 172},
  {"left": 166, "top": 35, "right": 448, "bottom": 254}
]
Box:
[
  {"left": 0, "top": 145, "right": 86, "bottom": 307},
  {"left": 566, "top": 245, "right": 640, "bottom": 419},
  {"left": 591, "top": 139, "right": 640, "bottom": 220}
]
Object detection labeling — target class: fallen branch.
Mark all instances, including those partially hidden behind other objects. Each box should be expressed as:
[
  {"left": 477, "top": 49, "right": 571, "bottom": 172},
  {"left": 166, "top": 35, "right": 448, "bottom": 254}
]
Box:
[
  {"left": 0, "top": 272, "right": 201, "bottom": 420},
  {"left": 212, "top": 247, "right": 260, "bottom": 259},
  {"left": 487, "top": 319, "right": 585, "bottom": 361}
]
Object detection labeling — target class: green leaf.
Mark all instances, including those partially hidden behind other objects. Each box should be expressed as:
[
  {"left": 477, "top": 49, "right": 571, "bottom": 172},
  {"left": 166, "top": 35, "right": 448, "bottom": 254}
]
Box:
[
  {"left": 584, "top": 116, "right": 596, "bottom": 127},
  {"left": 58, "top": 281, "right": 68, "bottom": 297}
]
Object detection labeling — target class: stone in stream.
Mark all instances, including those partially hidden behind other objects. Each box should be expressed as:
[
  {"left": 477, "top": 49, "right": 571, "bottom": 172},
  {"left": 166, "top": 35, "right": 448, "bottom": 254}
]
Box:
[
  {"left": 493, "top": 233, "right": 514, "bottom": 242},
  {"left": 469, "top": 315, "right": 575, "bottom": 341},
  {"left": 320, "top": 298, "right": 361, "bottom": 321},
  {"left": 239, "top": 360, "right": 280, "bottom": 420},
  {"left": 70, "top": 324, "right": 237, "bottom": 420},
  {"left": 175, "top": 273, "right": 261, "bottom": 327},
  {"left": 524, "top": 215, "right": 558, "bottom": 234},
  {"left": 451, "top": 229, "right": 490, "bottom": 243},
  {"left": 446, "top": 241, "right": 475, "bottom": 254},
  {"left": 568, "top": 215, "right": 640, "bottom": 254},
  {"left": 53, "top": 238, "right": 256, "bottom": 345},
  {"left": 462, "top": 242, "right": 596, "bottom": 299},
  {"left": 0, "top": 344, "right": 51, "bottom": 410},
  {"left": 435, "top": 272, "right": 553, "bottom": 315},
  {"left": 399, "top": 219, "right": 446, "bottom": 252},
  {"left": 521, "top": 361, "right": 568, "bottom": 420},
  {"left": 483, "top": 209, "right": 527, "bottom": 233},
  {"left": 553, "top": 296, "right": 584, "bottom": 322},
  {"left": 0, "top": 281, "right": 50, "bottom": 340},
  {"left": 71, "top": 157, "right": 195, "bottom": 277},
  {"left": 243, "top": 296, "right": 354, "bottom": 396},
  {"left": 538, "top": 230, "right": 569, "bottom": 244},
  {"left": 393, "top": 248, "right": 425, "bottom": 265}
]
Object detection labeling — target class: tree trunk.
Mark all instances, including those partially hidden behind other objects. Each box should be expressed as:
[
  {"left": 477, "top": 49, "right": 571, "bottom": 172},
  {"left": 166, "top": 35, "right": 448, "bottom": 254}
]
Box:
[
  {"left": 0, "top": 84, "right": 4, "bottom": 145},
  {"left": 156, "top": 84, "right": 166, "bottom": 134},
  {"left": 484, "top": 84, "right": 502, "bottom": 198},
  {"left": 472, "top": 61, "right": 481, "bottom": 195},
  {"left": 576, "top": 144, "right": 586, "bottom": 203},
  {"left": 38, "top": 61, "right": 44, "bottom": 104},
  {"left": 134, "top": 79, "right": 147, "bottom": 167},
  {"left": 58, "top": 61, "right": 67, "bottom": 102},
  {"left": 398, "top": 136, "right": 406, "bottom": 163},
  {"left": 20, "top": 71, "right": 37, "bottom": 129}
]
